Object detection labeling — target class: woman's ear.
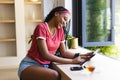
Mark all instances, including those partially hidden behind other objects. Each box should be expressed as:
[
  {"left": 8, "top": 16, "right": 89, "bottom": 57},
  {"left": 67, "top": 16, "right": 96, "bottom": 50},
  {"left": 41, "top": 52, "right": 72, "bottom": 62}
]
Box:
[{"left": 55, "top": 12, "right": 59, "bottom": 16}]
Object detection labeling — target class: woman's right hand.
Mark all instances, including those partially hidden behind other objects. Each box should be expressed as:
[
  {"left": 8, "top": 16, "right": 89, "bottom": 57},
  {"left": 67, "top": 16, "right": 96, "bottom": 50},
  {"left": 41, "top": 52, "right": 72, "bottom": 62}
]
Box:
[{"left": 72, "top": 56, "right": 86, "bottom": 64}]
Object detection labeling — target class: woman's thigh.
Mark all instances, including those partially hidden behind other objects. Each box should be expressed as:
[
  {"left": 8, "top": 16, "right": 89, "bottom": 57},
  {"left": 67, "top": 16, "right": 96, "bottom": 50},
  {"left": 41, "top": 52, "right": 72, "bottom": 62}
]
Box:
[{"left": 20, "top": 66, "right": 61, "bottom": 80}]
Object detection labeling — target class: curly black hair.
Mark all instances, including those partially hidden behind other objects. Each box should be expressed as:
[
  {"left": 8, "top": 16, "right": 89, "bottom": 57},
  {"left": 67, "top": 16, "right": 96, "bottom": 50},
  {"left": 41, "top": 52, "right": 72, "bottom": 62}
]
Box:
[{"left": 44, "top": 6, "right": 69, "bottom": 22}]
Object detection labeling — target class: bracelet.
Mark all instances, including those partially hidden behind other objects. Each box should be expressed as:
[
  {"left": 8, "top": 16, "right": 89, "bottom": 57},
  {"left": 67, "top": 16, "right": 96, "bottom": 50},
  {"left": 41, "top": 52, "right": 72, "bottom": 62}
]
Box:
[{"left": 74, "top": 53, "right": 80, "bottom": 58}]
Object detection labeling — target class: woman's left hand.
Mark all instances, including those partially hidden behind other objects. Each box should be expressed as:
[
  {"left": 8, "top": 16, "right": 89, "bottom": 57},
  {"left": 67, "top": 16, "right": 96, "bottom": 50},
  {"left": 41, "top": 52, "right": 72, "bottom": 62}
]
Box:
[{"left": 80, "top": 52, "right": 94, "bottom": 60}]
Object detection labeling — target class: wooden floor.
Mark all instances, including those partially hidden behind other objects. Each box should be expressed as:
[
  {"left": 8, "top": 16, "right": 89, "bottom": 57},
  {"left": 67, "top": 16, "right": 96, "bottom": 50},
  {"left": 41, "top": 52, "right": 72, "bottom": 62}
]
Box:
[{"left": 0, "top": 68, "right": 18, "bottom": 80}]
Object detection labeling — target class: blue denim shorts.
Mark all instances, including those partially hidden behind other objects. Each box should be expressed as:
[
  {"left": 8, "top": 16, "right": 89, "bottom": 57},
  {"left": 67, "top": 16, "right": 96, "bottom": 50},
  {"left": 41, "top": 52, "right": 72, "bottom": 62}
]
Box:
[{"left": 18, "top": 57, "right": 49, "bottom": 78}]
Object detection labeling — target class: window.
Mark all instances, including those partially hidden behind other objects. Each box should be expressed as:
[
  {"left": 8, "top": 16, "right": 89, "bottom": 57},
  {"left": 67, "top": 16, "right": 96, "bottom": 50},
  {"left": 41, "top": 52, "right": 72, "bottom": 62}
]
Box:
[{"left": 72, "top": 0, "right": 115, "bottom": 47}]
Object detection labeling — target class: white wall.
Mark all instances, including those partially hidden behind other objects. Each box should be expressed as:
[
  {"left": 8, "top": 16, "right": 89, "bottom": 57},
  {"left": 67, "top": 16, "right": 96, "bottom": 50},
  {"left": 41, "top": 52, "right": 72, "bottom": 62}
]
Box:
[
  {"left": 64, "top": 0, "right": 73, "bottom": 35},
  {"left": 43, "top": 0, "right": 64, "bottom": 18}
]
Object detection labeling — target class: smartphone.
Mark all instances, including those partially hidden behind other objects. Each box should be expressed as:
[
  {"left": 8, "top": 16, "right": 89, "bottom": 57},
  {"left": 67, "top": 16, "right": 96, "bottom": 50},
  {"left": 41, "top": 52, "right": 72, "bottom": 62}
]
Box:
[
  {"left": 80, "top": 49, "right": 100, "bottom": 65},
  {"left": 70, "top": 66, "right": 83, "bottom": 71}
]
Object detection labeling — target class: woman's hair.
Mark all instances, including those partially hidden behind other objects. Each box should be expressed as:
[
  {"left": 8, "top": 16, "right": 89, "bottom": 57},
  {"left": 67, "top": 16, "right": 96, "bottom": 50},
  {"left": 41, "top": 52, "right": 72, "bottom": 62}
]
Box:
[{"left": 44, "top": 6, "right": 70, "bottom": 22}]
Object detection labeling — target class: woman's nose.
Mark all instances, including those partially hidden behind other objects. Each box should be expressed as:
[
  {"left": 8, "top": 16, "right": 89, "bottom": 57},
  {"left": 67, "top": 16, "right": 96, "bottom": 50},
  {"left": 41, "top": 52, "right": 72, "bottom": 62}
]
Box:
[{"left": 63, "top": 22, "right": 67, "bottom": 26}]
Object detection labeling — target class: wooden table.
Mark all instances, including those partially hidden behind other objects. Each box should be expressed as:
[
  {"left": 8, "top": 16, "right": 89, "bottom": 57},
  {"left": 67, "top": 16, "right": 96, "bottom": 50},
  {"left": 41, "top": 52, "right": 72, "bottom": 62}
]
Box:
[{"left": 52, "top": 47, "right": 120, "bottom": 80}]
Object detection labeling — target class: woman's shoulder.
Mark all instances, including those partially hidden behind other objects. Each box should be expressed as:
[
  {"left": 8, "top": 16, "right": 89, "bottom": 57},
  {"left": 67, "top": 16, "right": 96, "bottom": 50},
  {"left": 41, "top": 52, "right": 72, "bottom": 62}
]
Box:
[
  {"left": 36, "top": 22, "right": 47, "bottom": 29},
  {"left": 37, "top": 22, "right": 46, "bottom": 27}
]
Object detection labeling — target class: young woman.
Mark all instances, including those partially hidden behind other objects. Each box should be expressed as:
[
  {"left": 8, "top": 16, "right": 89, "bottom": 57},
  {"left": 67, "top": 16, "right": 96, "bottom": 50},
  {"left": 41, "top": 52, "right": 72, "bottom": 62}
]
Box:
[{"left": 18, "top": 6, "right": 93, "bottom": 80}]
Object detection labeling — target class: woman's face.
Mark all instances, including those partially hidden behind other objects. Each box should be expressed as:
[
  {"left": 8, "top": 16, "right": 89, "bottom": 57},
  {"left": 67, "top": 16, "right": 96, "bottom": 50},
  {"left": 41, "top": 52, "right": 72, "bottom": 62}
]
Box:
[{"left": 55, "top": 12, "right": 71, "bottom": 28}]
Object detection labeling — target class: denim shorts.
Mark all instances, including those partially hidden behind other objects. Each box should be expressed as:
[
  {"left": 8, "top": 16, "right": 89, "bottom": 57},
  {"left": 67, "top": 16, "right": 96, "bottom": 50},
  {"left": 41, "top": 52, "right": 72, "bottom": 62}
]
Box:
[{"left": 18, "top": 56, "right": 49, "bottom": 78}]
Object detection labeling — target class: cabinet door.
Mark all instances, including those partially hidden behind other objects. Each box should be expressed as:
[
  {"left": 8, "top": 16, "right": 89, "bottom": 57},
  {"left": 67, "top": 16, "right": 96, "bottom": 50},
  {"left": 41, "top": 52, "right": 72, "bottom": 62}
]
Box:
[{"left": 24, "top": 0, "right": 43, "bottom": 50}]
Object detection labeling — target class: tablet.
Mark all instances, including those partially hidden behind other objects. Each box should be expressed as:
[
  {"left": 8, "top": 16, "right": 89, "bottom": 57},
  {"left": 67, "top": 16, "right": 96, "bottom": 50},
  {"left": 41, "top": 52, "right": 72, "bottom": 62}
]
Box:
[{"left": 80, "top": 49, "right": 100, "bottom": 65}]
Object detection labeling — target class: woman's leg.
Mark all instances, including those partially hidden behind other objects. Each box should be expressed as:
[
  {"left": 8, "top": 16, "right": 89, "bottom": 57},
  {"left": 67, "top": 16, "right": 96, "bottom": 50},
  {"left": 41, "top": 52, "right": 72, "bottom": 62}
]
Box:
[{"left": 20, "top": 66, "right": 61, "bottom": 80}]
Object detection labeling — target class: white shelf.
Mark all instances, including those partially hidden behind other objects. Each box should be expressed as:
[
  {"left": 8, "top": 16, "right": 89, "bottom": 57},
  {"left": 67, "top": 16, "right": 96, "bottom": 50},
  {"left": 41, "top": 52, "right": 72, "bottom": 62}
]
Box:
[
  {"left": 25, "top": 19, "right": 42, "bottom": 22},
  {"left": 25, "top": 1, "right": 42, "bottom": 5},
  {"left": 0, "top": 1, "right": 14, "bottom": 4},
  {"left": 0, "top": 20, "right": 15, "bottom": 23},
  {"left": 24, "top": 0, "right": 43, "bottom": 51},
  {"left": 0, "top": 0, "right": 43, "bottom": 68},
  {"left": 0, "top": 0, "right": 26, "bottom": 68},
  {"left": 0, "top": 38, "right": 16, "bottom": 42}
]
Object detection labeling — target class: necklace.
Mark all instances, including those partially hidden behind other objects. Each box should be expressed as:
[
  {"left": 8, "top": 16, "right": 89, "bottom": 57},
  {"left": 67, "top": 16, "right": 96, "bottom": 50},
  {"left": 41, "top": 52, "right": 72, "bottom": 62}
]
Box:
[{"left": 46, "top": 22, "right": 56, "bottom": 37}]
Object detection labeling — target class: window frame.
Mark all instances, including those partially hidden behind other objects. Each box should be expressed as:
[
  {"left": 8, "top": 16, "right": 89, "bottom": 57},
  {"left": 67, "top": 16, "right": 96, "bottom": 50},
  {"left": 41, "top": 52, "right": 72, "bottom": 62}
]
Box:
[{"left": 72, "top": 0, "right": 115, "bottom": 47}]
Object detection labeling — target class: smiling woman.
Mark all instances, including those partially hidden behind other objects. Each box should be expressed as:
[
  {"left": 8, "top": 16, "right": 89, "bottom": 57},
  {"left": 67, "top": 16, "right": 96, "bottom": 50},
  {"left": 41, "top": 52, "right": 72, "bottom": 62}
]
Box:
[{"left": 18, "top": 6, "right": 94, "bottom": 80}]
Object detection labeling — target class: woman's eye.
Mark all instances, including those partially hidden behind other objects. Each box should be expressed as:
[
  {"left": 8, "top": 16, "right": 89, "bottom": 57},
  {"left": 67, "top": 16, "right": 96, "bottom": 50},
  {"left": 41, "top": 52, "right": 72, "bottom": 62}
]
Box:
[{"left": 64, "top": 17, "right": 68, "bottom": 21}]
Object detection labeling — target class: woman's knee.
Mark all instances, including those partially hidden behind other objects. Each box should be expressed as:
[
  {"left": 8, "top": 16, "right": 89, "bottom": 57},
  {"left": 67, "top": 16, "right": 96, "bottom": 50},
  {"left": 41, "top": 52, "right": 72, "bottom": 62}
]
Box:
[
  {"left": 50, "top": 70, "right": 61, "bottom": 80},
  {"left": 20, "top": 66, "right": 61, "bottom": 80}
]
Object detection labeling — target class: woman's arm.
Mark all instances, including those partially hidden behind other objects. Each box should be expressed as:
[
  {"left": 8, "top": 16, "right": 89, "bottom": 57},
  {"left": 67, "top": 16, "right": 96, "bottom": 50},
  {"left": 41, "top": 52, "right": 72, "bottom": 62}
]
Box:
[
  {"left": 59, "top": 42, "right": 75, "bottom": 59},
  {"left": 37, "top": 39, "right": 83, "bottom": 64},
  {"left": 59, "top": 42, "right": 94, "bottom": 60}
]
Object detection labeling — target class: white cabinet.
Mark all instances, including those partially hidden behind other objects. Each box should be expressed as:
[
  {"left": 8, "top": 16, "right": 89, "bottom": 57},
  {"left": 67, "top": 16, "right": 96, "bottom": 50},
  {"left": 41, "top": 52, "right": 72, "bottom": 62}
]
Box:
[{"left": 0, "top": 0, "right": 43, "bottom": 68}]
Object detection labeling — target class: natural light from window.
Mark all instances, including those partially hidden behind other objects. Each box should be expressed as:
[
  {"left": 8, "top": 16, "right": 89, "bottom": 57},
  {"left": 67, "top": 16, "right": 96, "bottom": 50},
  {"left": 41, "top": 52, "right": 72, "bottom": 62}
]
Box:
[{"left": 115, "top": 0, "right": 120, "bottom": 59}]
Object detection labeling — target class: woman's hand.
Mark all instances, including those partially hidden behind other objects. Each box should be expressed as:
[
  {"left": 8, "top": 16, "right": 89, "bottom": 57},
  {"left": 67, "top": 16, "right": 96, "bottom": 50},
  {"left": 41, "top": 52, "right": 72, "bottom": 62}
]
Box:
[
  {"left": 80, "top": 52, "right": 94, "bottom": 56},
  {"left": 80, "top": 52, "right": 94, "bottom": 60},
  {"left": 72, "top": 56, "right": 86, "bottom": 64},
  {"left": 72, "top": 52, "right": 94, "bottom": 64},
  {"left": 79, "top": 52, "right": 95, "bottom": 65}
]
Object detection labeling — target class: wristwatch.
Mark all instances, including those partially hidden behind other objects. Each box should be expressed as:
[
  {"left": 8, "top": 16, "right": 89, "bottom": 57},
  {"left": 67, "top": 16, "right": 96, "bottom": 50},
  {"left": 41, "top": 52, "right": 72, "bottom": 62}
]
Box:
[{"left": 74, "top": 53, "right": 80, "bottom": 58}]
